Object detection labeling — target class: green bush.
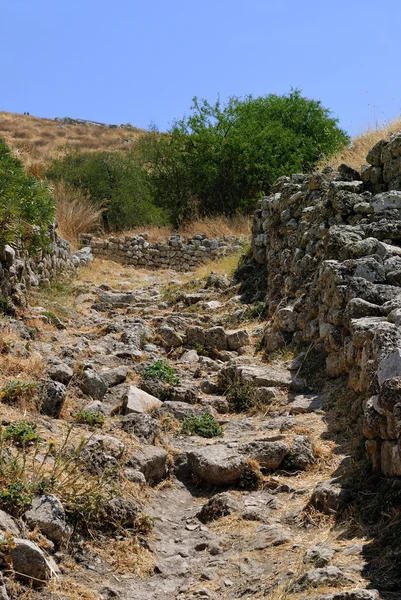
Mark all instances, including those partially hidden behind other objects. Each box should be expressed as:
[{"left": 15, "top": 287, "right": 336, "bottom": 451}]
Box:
[
  {"left": 181, "top": 412, "right": 223, "bottom": 438},
  {"left": 46, "top": 148, "right": 167, "bottom": 231},
  {"left": 0, "top": 138, "right": 55, "bottom": 251},
  {"left": 139, "top": 91, "right": 349, "bottom": 224},
  {"left": 226, "top": 382, "right": 257, "bottom": 413},
  {"left": 74, "top": 409, "right": 106, "bottom": 427},
  {"left": 4, "top": 422, "right": 41, "bottom": 446},
  {"left": 142, "top": 360, "right": 180, "bottom": 385}
]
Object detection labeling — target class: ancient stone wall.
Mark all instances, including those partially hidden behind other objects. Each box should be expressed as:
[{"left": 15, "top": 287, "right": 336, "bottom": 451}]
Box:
[
  {"left": 1, "top": 225, "right": 76, "bottom": 306},
  {"left": 251, "top": 133, "right": 401, "bottom": 476},
  {"left": 80, "top": 232, "right": 245, "bottom": 271}
]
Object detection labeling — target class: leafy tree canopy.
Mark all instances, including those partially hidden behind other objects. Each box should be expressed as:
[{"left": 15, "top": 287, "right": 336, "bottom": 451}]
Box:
[{"left": 139, "top": 90, "right": 349, "bottom": 224}]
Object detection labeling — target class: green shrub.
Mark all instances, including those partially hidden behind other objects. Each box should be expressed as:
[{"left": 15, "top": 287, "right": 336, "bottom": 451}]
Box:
[
  {"left": 4, "top": 422, "right": 41, "bottom": 446},
  {"left": 226, "top": 382, "right": 257, "bottom": 413},
  {"left": 0, "top": 138, "right": 55, "bottom": 251},
  {"left": 143, "top": 360, "right": 180, "bottom": 385},
  {"left": 46, "top": 148, "right": 167, "bottom": 231},
  {"left": 181, "top": 412, "right": 223, "bottom": 438},
  {"left": 140, "top": 91, "right": 349, "bottom": 225},
  {"left": 74, "top": 410, "right": 106, "bottom": 427}
]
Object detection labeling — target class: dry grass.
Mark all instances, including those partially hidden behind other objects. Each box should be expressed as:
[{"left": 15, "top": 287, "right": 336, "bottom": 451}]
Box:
[
  {"left": 110, "top": 214, "right": 251, "bottom": 243},
  {"left": 53, "top": 180, "right": 105, "bottom": 249},
  {"left": 86, "top": 536, "right": 155, "bottom": 576},
  {"left": 0, "top": 111, "right": 146, "bottom": 168},
  {"left": 320, "top": 115, "right": 401, "bottom": 171}
]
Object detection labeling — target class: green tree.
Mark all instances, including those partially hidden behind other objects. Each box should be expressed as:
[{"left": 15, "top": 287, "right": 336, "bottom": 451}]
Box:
[
  {"left": 46, "top": 148, "right": 167, "bottom": 231},
  {"left": 0, "top": 138, "right": 55, "bottom": 251},
  {"left": 139, "top": 91, "right": 349, "bottom": 224}
]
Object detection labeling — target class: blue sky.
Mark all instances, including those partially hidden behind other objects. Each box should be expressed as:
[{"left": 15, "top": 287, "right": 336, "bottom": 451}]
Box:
[{"left": 1, "top": 0, "right": 401, "bottom": 136}]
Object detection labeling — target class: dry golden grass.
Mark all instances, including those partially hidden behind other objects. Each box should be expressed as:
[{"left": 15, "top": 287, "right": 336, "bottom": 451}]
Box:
[
  {"left": 86, "top": 536, "right": 155, "bottom": 577},
  {"left": 110, "top": 214, "right": 251, "bottom": 243},
  {"left": 0, "top": 111, "right": 146, "bottom": 168},
  {"left": 53, "top": 180, "right": 105, "bottom": 249},
  {"left": 320, "top": 115, "right": 401, "bottom": 170}
]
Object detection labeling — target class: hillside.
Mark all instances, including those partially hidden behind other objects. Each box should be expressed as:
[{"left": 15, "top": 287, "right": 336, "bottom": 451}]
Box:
[{"left": 0, "top": 111, "right": 146, "bottom": 168}]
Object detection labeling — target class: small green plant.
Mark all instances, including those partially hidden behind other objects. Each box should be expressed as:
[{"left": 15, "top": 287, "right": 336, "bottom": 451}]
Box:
[
  {"left": 181, "top": 412, "right": 223, "bottom": 438},
  {"left": 0, "top": 296, "right": 16, "bottom": 316},
  {"left": 143, "top": 360, "right": 180, "bottom": 385},
  {"left": 226, "top": 382, "right": 257, "bottom": 413},
  {"left": 0, "top": 380, "right": 39, "bottom": 405},
  {"left": 4, "top": 422, "right": 41, "bottom": 446},
  {"left": 281, "top": 450, "right": 297, "bottom": 470},
  {"left": 74, "top": 410, "right": 106, "bottom": 427},
  {"left": 238, "top": 460, "right": 262, "bottom": 490},
  {"left": 194, "top": 343, "right": 210, "bottom": 357}
]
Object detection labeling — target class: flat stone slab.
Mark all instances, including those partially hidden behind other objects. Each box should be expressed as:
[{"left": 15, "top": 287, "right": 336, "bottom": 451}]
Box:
[
  {"left": 289, "top": 394, "right": 323, "bottom": 414},
  {"left": 122, "top": 386, "right": 162, "bottom": 414}
]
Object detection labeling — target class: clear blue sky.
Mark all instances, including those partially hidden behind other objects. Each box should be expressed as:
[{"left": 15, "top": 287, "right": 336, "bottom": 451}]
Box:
[{"left": 2, "top": 0, "right": 401, "bottom": 136}]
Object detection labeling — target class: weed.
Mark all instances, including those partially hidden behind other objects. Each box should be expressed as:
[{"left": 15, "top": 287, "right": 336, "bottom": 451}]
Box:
[
  {"left": 158, "top": 414, "right": 180, "bottom": 434},
  {"left": 134, "top": 513, "right": 158, "bottom": 535},
  {"left": 238, "top": 459, "right": 262, "bottom": 490},
  {"left": 0, "top": 380, "right": 38, "bottom": 405},
  {"left": 74, "top": 410, "right": 106, "bottom": 427},
  {"left": 226, "top": 382, "right": 258, "bottom": 413},
  {"left": 143, "top": 360, "right": 180, "bottom": 385},
  {"left": 181, "top": 412, "right": 223, "bottom": 438},
  {"left": 4, "top": 422, "right": 41, "bottom": 446},
  {"left": 281, "top": 450, "right": 297, "bottom": 470},
  {"left": 0, "top": 296, "right": 16, "bottom": 316}
]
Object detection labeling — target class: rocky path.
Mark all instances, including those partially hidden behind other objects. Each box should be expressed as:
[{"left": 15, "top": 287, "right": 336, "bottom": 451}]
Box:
[{"left": 18, "top": 260, "right": 381, "bottom": 600}]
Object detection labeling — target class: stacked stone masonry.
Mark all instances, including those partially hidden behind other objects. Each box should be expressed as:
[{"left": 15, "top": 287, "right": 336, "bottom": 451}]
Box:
[
  {"left": 1, "top": 225, "right": 76, "bottom": 306},
  {"left": 80, "top": 232, "right": 245, "bottom": 271},
  {"left": 251, "top": 133, "right": 401, "bottom": 476}
]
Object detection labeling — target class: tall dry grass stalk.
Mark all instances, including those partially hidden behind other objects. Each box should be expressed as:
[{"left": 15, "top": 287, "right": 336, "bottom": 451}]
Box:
[
  {"left": 53, "top": 180, "right": 105, "bottom": 248},
  {"left": 320, "top": 115, "right": 401, "bottom": 171}
]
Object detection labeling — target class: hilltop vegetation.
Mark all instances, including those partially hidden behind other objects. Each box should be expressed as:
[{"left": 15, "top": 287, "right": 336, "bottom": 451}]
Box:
[{"left": 1, "top": 91, "right": 349, "bottom": 238}]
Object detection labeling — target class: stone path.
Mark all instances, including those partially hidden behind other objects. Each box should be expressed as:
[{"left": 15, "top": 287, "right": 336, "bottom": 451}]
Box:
[{"left": 22, "top": 262, "right": 381, "bottom": 600}]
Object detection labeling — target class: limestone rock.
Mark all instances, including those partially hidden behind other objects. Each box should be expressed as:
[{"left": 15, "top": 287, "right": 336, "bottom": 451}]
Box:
[
  {"left": 197, "top": 492, "right": 240, "bottom": 523},
  {"left": 292, "top": 435, "right": 316, "bottom": 469},
  {"left": 120, "top": 413, "right": 159, "bottom": 443},
  {"left": 100, "top": 366, "right": 129, "bottom": 388},
  {"left": 226, "top": 329, "right": 250, "bottom": 350},
  {"left": 128, "top": 446, "right": 168, "bottom": 484},
  {"left": 187, "top": 445, "right": 248, "bottom": 485},
  {"left": 80, "top": 368, "right": 108, "bottom": 400},
  {"left": 40, "top": 380, "right": 67, "bottom": 418},
  {"left": 25, "top": 494, "right": 71, "bottom": 545},
  {"left": 9, "top": 538, "right": 52, "bottom": 584},
  {"left": 240, "top": 440, "right": 289, "bottom": 469},
  {"left": 122, "top": 386, "right": 162, "bottom": 414},
  {"left": 158, "top": 326, "right": 183, "bottom": 348}
]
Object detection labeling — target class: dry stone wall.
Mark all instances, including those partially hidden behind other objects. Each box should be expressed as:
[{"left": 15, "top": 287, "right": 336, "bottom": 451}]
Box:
[
  {"left": 251, "top": 133, "right": 401, "bottom": 476},
  {"left": 80, "top": 232, "right": 245, "bottom": 271},
  {"left": 1, "top": 225, "right": 76, "bottom": 307}
]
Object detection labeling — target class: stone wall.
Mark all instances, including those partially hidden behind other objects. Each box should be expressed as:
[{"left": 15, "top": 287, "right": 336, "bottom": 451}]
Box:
[
  {"left": 1, "top": 225, "right": 76, "bottom": 307},
  {"left": 251, "top": 133, "right": 401, "bottom": 476},
  {"left": 80, "top": 232, "right": 245, "bottom": 271}
]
